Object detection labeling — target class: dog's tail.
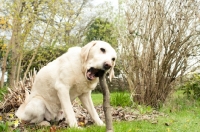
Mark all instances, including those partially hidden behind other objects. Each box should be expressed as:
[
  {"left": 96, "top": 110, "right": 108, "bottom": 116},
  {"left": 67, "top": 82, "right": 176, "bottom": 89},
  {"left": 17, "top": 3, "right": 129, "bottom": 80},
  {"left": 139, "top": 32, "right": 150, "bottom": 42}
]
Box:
[{"left": 15, "top": 89, "right": 30, "bottom": 119}]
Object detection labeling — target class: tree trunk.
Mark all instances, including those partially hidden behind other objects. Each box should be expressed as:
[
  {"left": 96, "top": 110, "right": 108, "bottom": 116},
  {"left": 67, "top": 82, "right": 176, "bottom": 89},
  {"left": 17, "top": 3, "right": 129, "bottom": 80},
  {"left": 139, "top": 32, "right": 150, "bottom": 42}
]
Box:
[
  {"left": 0, "top": 45, "right": 11, "bottom": 88},
  {"left": 9, "top": 16, "right": 22, "bottom": 88}
]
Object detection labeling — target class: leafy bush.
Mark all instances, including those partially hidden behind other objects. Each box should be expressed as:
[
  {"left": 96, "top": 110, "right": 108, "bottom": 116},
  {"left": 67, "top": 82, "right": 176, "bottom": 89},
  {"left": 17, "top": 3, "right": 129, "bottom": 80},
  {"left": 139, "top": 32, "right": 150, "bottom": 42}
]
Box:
[
  {"left": 110, "top": 92, "right": 132, "bottom": 107},
  {"left": 0, "top": 87, "right": 7, "bottom": 101},
  {"left": 180, "top": 74, "right": 200, "bottom": 100},
  {"left": 85, "top": 18, "right": 117, "bottom": 48},
  {"left": 21, "top": 45, "right": 69, "bottom": 76}
]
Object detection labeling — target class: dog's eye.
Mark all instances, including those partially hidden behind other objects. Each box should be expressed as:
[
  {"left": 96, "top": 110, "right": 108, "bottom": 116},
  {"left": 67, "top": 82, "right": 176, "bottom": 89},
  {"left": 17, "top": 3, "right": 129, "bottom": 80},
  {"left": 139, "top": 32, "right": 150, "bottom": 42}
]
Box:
[
  {"left": 100, "top": 48, "right": 106, "bottom": 53},
  {"left": 112, "top": 58, "right": 115, "bottom": 61}
]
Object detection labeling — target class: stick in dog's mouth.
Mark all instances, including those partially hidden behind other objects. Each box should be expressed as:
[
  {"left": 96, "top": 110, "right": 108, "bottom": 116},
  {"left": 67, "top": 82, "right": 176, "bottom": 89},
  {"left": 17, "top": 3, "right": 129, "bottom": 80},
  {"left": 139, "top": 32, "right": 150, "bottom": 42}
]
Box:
[{"left": 86, "top": 67, "right": 105, "bottom": 80}]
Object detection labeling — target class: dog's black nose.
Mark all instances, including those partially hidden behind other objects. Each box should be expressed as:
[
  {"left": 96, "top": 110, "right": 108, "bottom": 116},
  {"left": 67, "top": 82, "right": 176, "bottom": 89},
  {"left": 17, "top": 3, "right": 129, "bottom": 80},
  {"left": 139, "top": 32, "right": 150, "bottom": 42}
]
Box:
[{"left": 103, "top": 62, "right": 111, "bottom": 70}]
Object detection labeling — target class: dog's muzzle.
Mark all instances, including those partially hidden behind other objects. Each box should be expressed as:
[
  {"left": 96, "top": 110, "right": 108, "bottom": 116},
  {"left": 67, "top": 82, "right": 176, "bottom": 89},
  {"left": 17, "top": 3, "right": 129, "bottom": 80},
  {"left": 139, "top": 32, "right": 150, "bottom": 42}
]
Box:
[
  {"left": 86, "top": 62, "right": 112, "bottom": 81},
  {"left": 103, "top": 62, "right": 111, "bottom": 70},
  {"left": 86, "top": 67, "right": 105, "bottom": 81}
]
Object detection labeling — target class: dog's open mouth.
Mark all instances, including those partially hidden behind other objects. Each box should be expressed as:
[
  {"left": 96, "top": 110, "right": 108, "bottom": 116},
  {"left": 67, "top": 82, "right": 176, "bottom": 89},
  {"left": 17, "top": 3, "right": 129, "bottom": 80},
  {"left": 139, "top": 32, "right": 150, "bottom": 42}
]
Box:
[{"left": 86, "top": 67, "right": 104, "bottom": 80}]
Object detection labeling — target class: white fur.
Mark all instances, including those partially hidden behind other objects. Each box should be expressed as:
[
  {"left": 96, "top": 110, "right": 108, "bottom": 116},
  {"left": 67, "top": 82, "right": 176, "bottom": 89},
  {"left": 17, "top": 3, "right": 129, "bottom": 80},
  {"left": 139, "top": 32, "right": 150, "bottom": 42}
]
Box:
[{"left": 16, "top": 41, "right": 116, "bottom": 127}]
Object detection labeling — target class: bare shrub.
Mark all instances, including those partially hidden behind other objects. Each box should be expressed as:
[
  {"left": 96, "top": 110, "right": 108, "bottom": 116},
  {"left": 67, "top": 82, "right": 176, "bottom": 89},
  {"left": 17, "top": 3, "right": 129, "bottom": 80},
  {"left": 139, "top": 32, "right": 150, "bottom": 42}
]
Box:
[{"left": 118, "top": 0, "right": 200, "bottom": 107}]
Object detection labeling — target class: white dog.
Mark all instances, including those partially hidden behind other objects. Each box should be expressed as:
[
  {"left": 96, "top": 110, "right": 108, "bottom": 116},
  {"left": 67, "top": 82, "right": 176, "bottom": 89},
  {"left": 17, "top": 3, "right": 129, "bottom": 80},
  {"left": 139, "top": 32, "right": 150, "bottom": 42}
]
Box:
[{"left": 16, "top": 41, "right": 117, "bottom": 127}]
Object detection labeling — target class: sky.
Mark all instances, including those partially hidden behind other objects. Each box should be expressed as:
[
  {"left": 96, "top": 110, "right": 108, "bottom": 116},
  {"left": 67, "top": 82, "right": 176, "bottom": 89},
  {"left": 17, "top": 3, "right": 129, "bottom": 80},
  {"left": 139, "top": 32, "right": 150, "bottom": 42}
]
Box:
[{"left": 92, "top": 0, "right": 118, "bottom": 7}]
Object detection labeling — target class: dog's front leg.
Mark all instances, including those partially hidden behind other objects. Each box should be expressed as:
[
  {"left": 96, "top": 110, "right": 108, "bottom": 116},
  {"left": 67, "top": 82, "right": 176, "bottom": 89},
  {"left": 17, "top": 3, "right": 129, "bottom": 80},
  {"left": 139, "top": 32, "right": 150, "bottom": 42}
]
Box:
[
  {"left": 55, "top": 83, "right": 77, "bottom": 127},
  {"left": 79, "top": 91, "right": 104, "bottom": 126}
]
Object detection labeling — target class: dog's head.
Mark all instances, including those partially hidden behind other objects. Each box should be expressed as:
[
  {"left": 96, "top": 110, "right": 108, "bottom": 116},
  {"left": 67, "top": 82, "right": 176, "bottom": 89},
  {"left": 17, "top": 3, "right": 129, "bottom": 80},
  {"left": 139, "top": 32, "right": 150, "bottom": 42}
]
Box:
[{"left": 81, "top": 41, "right": 117, "bottom": 81}]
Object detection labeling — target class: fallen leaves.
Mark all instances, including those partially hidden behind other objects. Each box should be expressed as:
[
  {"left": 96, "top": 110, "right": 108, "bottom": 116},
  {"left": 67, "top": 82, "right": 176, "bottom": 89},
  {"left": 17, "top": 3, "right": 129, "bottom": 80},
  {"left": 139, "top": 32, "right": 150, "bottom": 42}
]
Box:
[
  {"left": 0, "top": 70, "right": 167, "bottom": 131},
  {"left": 0, "top": 100, "right": 167, "bottom": 131},
  {"left": 50, "top": 126, "right": 57, "bottom": 132},
  {"left": 78, "top": 122, "right": 85, "bottom": 127},
  {"left": 165, "top": 122, "right": 170, "bottom": 126},
  {"left": 1, "top": 111, "right": 19, "bottom": 128},
  {"left": 73, "top": 101, "right": 166, "bottom": 127}
]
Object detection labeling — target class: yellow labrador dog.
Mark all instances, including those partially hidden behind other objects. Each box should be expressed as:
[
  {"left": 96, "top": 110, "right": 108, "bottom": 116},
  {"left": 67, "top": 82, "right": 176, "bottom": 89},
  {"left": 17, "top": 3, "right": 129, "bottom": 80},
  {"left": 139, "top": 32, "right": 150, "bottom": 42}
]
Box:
[{"left": 16, "top": 41, "right": 117, "bottom": 127}]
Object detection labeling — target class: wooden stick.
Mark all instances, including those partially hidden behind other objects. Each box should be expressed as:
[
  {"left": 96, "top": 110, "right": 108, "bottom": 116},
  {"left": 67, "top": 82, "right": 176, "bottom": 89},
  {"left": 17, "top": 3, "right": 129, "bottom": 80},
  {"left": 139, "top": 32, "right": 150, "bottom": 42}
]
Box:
[{"left": 99, "top": 72, "right": 113, "bottom": 132}]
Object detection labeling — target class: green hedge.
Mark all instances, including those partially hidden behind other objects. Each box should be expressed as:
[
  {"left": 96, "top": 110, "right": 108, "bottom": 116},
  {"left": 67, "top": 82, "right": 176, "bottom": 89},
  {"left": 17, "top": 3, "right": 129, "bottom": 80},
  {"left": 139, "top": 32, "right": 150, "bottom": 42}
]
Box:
[{"left": 21, "top": 45, "right": 69, "bottom": 75}]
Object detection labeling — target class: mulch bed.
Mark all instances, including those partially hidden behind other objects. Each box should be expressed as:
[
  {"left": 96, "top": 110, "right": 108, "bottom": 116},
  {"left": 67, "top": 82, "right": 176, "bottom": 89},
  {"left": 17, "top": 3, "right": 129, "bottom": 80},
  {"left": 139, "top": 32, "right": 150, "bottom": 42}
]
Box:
[
  {"left": 0, "top": 70, "right": 167, "bottom": 131},
  {"left": 0, "top": 99, "right": 167, "bottom": 131}
]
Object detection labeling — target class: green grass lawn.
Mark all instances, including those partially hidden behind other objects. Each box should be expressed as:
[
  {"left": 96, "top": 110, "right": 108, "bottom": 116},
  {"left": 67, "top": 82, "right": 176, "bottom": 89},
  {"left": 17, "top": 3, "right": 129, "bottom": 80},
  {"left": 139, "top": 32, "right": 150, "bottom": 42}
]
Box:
[
  {"left": 1, "top": 91, "right": 200, "bottom": 132},
  {"left": 72, "top": 91, "right": 200, "bottom": 132},
  {"left": 91, "top": 92, "right": 200, "bottom": 132},
  {"left": 91, "top": 93, "right": 103, "bottom": 105},
  {"left": 36, "top": 110, "right": 200, "bottom": 132},
  {"left": 46, "top": 92, "right": 200, "bottom": 132}
]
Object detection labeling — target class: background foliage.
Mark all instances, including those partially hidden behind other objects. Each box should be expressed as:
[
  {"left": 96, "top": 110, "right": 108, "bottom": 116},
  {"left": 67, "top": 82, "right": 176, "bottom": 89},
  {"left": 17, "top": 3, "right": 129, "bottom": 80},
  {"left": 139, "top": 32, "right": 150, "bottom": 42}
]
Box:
[
  {"left": 85, "top": 18, "right": 117, "bottom": 48},
  {"left": 180, "top": 74, "right": 200, "bottom": 100},
  {"left": 0, "top": 39, "right": 7, "bottom": 60},
  {"left": 21, "top": 45, "right": 69, "bottom": 75}
]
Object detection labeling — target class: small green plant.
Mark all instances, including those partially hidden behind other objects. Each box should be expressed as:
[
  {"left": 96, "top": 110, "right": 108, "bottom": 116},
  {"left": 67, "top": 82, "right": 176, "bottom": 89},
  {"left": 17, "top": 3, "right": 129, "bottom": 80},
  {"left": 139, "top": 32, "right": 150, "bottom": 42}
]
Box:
[
  {"left": 137, "top": 105, "right": 153, "bottom": 114},
  {"left": 180, "top": 74, "right": 200, "bottom": 100},
  {"left": 0, "top": 122, "right": 9, "bottom": 132},
  {"left": 110, "top": 92, "right": 132, "bottom": 107},
  {"left": 0, "top": 87, "right": 8, "bottom": 101},
  {"left": 0, "top": 122, "right": 21, "bottom": 132}
]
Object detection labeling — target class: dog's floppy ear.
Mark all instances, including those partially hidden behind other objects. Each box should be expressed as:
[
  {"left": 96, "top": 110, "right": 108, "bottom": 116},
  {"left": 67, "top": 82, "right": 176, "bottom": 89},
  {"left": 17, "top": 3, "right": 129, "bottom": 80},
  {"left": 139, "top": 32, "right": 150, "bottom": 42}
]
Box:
[
  {"left": 81, "top": 41, "right": 96, "bottom": 74},
  {"left": 109, "top": 61, "right": 116, "bottom": 82},
  {"left": 81, "top": 41, "right": 96, "bottom": 62}
]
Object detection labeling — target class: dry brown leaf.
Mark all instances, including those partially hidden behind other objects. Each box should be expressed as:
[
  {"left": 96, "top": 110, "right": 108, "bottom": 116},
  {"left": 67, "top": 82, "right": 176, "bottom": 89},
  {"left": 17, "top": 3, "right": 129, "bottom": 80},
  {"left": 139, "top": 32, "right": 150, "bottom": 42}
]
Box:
[
  {"left": 78, "top": 122, "right": 85, "bottom": 127},
  {"left": 50, "top": 126, "right": 57, "bottom": 132}
]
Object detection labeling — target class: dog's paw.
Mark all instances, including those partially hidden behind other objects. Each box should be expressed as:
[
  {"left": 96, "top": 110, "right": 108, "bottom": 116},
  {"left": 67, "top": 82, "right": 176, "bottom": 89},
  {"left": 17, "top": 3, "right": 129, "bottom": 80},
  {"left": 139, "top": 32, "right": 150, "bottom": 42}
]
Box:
[
  {"left": 67, "top": 120, "right": 78, "bottom": 127},
  {"left": 96, "top": 120, "right": 105, "bottom": 126},
  {"left": 38, "top": 121, "right": 50, "bottom": 126}
]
